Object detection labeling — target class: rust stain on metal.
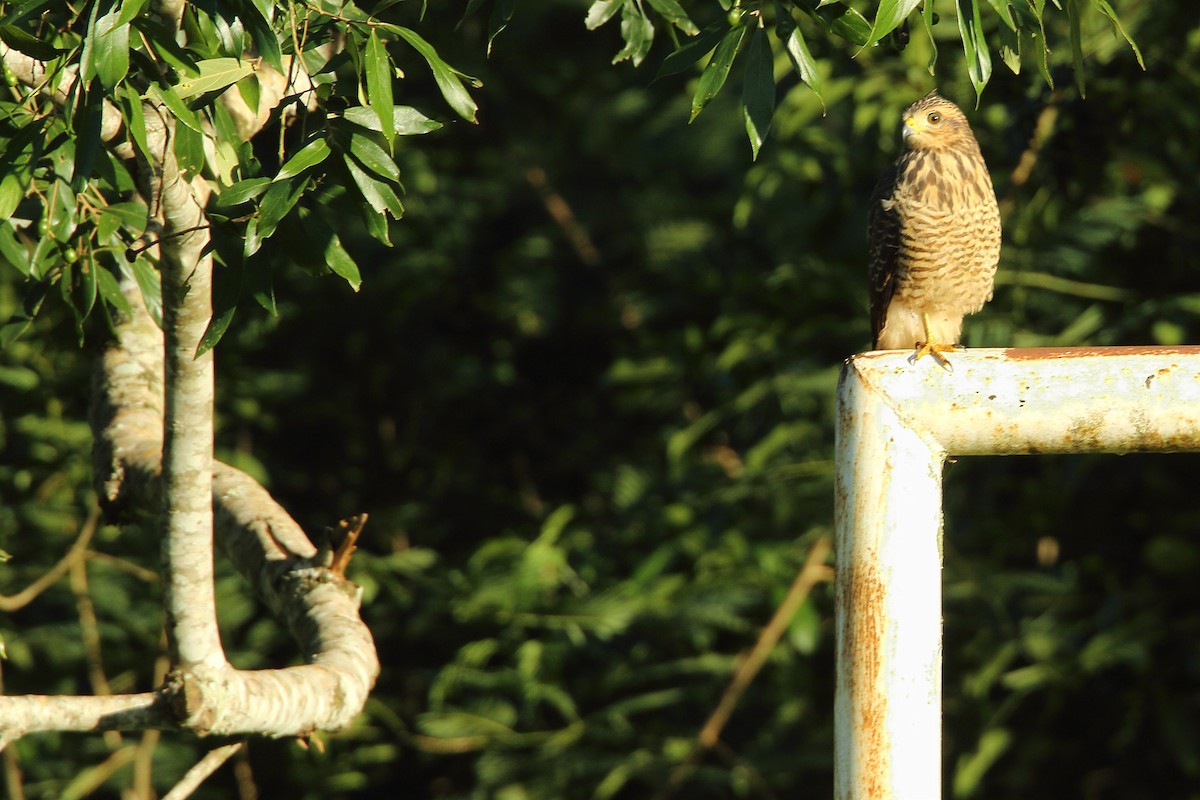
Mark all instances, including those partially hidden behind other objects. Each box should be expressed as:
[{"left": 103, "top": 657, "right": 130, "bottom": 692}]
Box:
[
  {"left": 1002, "top": 345, "right": 1200, "bottom": 360},
  {"left": 841, "top": 556, "right": 889, "bottom": 799}
]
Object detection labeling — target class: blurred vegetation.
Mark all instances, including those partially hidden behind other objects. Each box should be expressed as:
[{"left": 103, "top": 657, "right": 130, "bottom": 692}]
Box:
[{"left": 6, "top": 0, "right": 1200, "bottom": 797}]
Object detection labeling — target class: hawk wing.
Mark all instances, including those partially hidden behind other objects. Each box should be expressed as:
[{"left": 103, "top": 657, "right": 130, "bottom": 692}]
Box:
[{"left": 867, "top": 162, "right": 902, "bottom": 349}]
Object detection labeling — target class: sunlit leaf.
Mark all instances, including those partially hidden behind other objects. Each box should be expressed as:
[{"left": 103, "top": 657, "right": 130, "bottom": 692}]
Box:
[
  {"left": 1091, "top": 0, "right": 1144, "bottom": 69},
  {"left": 613, "top": 2, "right": 655, "bottom": 66},
  {"left": 217, "top": 177, "right": 271, "bottom": 207},
  {"left": 365, "top": 30, "right": 395, "bottom": 150},
  {"left": 175, "top": 58, "right": 257, "bottom": 99},
  {"left": 274, "top": 138, "right": 330, "bottom": 182},
  {"left": 343, "top": 155, "right": 404, "bottom": 219},
  {"left": 82, "top": 1, "right": 130, "bottom": 91},
  {"left": 347, "top": 131, "right": 400, "bottom": 182},
  {"left": 776, "top": 3, "right": 825, "bottom": 111},
  {"left": 145, "top": 83, "right": 203, "bottom": 133},
  {"left": 0, "top": 173, "right": 23, "bottom": 220},
  {"left": 585, "top": 0, "right": 625, "bottom": 30},
  {"left": 957, "top": 0, "right": 992, "bottom": 104},
  {"left": 690, "top": 22, "right": 746, "bottom": 122},
  {"left": 865, "top": 0, "right": 922, "bottom": 47},
  {"left": 794, "top": 0, "right": 871, "bottom": 46},
  {"left": 391, "top": 25, "right": 479, "bottom": 123},
  {"left": 343, "top": 105, "right": 443, "bottom": 136},
  {"left": 646, "top": 0, "right": 699, "bottom": 35}
]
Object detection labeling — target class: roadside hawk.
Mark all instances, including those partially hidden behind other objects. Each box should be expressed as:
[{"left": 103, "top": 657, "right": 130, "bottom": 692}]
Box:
[{"left": 868, "top": 91, "right": 1001, "bottom": 368}]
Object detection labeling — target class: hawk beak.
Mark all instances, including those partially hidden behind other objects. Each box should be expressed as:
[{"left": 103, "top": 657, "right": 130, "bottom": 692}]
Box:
[{"left": 902, "top": 116, "right": 918, "bottom": 139}]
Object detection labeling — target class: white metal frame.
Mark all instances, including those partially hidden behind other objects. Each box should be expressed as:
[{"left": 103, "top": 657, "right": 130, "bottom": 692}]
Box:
[{"left": 834, "top": 346, "right": 1200, "bottom": 799}]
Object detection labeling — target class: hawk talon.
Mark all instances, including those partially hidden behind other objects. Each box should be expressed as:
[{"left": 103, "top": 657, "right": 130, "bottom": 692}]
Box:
[{"left": 909, "top": 341, "right": 956, "bottom": 373}]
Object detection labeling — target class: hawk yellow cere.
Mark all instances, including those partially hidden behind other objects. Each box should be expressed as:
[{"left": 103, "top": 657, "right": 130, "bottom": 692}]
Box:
[{"left": 867, "top": 91, "right": 1001, "bottom": 368}]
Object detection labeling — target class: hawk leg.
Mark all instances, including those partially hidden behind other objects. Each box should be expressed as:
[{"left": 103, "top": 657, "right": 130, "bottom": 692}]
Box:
[{"left": 909, "top": 312, "right": 957, "bottom": 372}]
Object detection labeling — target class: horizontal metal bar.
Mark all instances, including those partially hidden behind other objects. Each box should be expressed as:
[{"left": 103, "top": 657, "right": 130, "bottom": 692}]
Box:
[{"left": 846, "top": 347, "right": 1200, "bottom": 456}]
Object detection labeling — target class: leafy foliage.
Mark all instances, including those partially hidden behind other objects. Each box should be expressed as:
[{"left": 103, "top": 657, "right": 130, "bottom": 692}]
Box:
[{"left": 0, "top": 0, "right": 471, "bottom": 351}]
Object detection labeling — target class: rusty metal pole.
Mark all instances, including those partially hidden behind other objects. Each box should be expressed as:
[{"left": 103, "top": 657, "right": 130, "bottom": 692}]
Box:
[
  {"left": 834, "top": 356, "right": 946, "bottom": 800},
  {"left": 834, "top": 346, "right": 1200, "bottom": 800}
]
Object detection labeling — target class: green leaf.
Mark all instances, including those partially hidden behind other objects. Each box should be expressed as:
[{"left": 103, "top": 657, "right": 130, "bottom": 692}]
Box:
[
  {"left": 116, "top": 0, "right": 148, "bottom": 26},
  {"left": 89, "top": 2, "right": 131, "bottom": 91},
  {"left": 613, "top": 2, "right": 655, "bottom": 67},
  {"left": 0, "top": 279, "right": 48, "bottom": 347},
  {"left": 1091, "top": 0, "right": 1144, "bottom": 69},
  {"left": 656, "top": 21, "right": 725, "bottom": 79},
  {"left": 775, "top": 4, "right": 825, "bottom": 111},
  {"left": 255, "top": 177, "right": 307, "bottom": 244},
  {"left": 196, "top": 261, "right": 242, "bottom": 357},
  {"left": 690, "top": 23, "right": 746, "bottom": 123},
  {"left": 365, "top": 30, "right": 395, "bottom": 150},
  {"left": 343, "top": 154, "right": 404, "bottom": 219},
  {"left": 72, "top": 82, "right": 105, "bottom": 188},
  {"left": 866, "top": 0, "right": 922, "bottom": 47},
  {"left": 794, "top": 0, "right": 871, "bottom": 47},
  {"left": 391, "top": 26, "right": 479, "bottom": 123},
  {"left": 145, "top": 83, "right": 203, "bottom": 133},
  {"left": 243, "top": 215, "right": 263, "bottom": 260},
  {"left": 131, "top": 16, "right": 200, "bottom": 75},
  {"left": 585, "top": 0, "right": 626, "bottom": 30},
  {"left": 126, "top": 256, "right": 162, "bottom": 327},
  {"left": 234, "top": 0, "right": 283, "bottom": 73},
  {"left": 742, "top": 27, "right": 775, "bottom": 161},
  {"left": 646, "top": 0, "right": 699, "bottom": 35},
  {"left": 325, "top": 235, "right": 361, "bottom": 291},
  {"left": 0, "top": 0, "right": 56, "bottom": 27},
  {"left": 0, "top": 24, "right": 65, "bottom": 60},
  {"left": 0, "top": 222, "right": 30, "bottom": 275},
  {"left": 62, "top": 254, "right": 99, "bottom": 337},
  {"left": 343, "top": 105, "right": 443, "bottom": 136},
  {"left": 274, "top": 138, "right": 330, "bottom": 182},
  {"left": 98, "top": 201, "right": 148, "bottom": 237},
  {"left": 0, "top": 173, "right": 23, "bottom": 221},
  {"left": 487, "top": 0, "right": 516, "bottom": 55},
  {"left": 95, "top": 265, "right": 133, "bottom": 318},
  {"left": 957, "top": 0, "right": 992, "bottom": 104},
  {"left": 1065, "top": 0, "right": 1085, "bottom": 97},
  {"left": 347, "top": 131, "right": 400, "bottom": 182},
  {"left": 921, "top": 0, "right": 939, "bottom": 75},
  {"left": 217, "top": 177, "right": 272, "bottom": 207},
  {"left": 175, "top": 58, "right": 257, "bottom": 99},
  {"left": 237, "top": 74, "right": 261, "bottom": 117},
  {"left": 116, "top": 84, "right": 150, "bottom": 160},
  {"left": 361, "top": 201, "right": 392, "bottom": 246},
  {"left": 173, "top": 118, "right": 205, "bottom": 176}
]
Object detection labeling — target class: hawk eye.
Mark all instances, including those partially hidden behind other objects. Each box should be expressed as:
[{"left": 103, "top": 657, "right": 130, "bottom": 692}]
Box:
[{"left": 927, "top": 112, "right": 941, "bottom": 124}]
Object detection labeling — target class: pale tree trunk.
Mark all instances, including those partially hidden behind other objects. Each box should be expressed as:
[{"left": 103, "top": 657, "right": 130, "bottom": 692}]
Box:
[{"left": 0, "top": 22, "right": 378, "bottom": 746}]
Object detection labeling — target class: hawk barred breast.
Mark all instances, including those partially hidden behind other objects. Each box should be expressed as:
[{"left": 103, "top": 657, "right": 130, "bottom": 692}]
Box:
[{"left": 867, "top": 91, "right": 1001, "bottom": 368}]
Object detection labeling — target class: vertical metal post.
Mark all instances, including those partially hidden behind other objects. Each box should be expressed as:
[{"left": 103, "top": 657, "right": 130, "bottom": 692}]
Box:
[{"left": 835, "top": 361, "right": 945, "bottom": 800}]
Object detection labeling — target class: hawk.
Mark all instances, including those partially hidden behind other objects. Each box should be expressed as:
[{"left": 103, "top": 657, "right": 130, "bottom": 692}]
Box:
[{"left": 868, "top": 91, "right": 1001, "bottom": 368}]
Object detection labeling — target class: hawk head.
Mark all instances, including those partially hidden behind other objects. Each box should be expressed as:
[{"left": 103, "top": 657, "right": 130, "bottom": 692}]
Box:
[{"left": 900, "top": 91, "right": 976, "bottom": 152}]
